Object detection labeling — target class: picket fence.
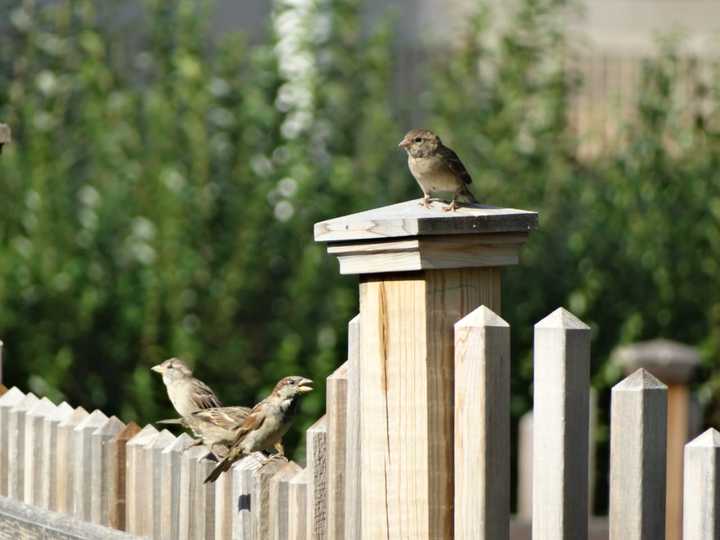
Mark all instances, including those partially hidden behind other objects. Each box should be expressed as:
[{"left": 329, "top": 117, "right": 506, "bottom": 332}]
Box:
[{"left": 0, "top": 307, "right": 717, "bottom": 540}]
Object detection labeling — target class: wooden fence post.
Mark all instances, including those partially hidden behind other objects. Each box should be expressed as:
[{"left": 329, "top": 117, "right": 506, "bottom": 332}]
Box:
[
  {"left": 160, "top": 432, "right": 193, "bottom": 540},
  {"left": 24, "top": 397, "right": 57, "bottom": 506},
  {"left": 532, "top": 308, "right": 591, "bottom": 540},
  {"left": 326, "top": 363, "right": 348, "bottom": 540},
  {"left": 609, "top": 368, "right": 667, "bottom": 540},
  {"left": 516, "top": 411, "right": 533, "bottom": 522},
  {"left": 91, "top": 416, "right": 126, "bottom": 526},
  {"left": 454, "top": 305, "right": 510, "bottom": 539},
  {"left": 178, "top": 445, "right": 208, "bottom": 540},
  {"left": 0, "top": 387, "right": 25, "bottom": 496},
  {"left": 344, "top": 315, "right": 361, "bottom": 540},
  {"left": 253, "top": 458, "right": 286, "bottom": 540},
  {"left": 307, "top": 415, "right": 328, "bottom": 540},
  {"left": 288, "top": 468, "right": 309, "bottom": 540},
  {"left": 683, "top": 428, "right": 720, "bottom": 539},
  {"left": 193, "top": 452, "right": 217, "bottom": 540},
  {"left": 147, "top": 430, "right": 176, "bottom": 539},
  {"left": 8, "top": 392, "right": 38, "bottom": 500},
  {"left": 73, "top": 409, "right": 109, "bottom": 520},
  {"left": 271, "top": 461, "right": 302, "bottom": 540},
  {"left": 109, "top": 421, "right": 140, "bottom": 530},
  {"left": 41, "top": 401, "right": 73, "bottom": 510},
  {"left": 125, "top": 424, "right": 159, "bottom": 535},
  {"left": 56, "top": 406, "right": 89, "bottom": 513},
  {"left": 315, "top": 200, "right": 536, "bottom": 540},
  {"left": 232, "top": 454, "right": 263, "bottom": 540},
  {"left": 612, "top": 338, "right": 700, "bottom": 540},
  {"left": 215, "top": 458, "right": 236, "bottom": 540}
]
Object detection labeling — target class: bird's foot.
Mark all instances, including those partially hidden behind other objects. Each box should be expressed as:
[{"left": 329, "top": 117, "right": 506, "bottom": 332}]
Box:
[
  {"left": 443, "top": 200, "right": 459, "bottom": 212},
  {"left": 419, "top": 196, "right": 432, "bottom": 209}
]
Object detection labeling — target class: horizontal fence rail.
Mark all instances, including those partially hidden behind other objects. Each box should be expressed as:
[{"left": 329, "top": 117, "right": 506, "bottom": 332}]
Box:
[{"left": 0, "top": 306, "right": 714, "bottom": 539}]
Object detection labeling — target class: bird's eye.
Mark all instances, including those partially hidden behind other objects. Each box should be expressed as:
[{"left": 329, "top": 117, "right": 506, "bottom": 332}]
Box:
[{"left": 414, "top": 137, "right": 422, "bottom": 143}]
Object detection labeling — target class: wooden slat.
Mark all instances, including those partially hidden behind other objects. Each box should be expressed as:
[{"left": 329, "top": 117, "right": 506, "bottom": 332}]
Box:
[
  {"left": 532, "top": 308, "right": 591, "bottom": 540},
  {"left": 516, "top": 411, "right": 533, "bottom": 522},
  {"left": 270, "top": 461, "right": 302, "bottom": 540},
  {"left": 288, "top": 468, "right": 309, "bottom": 540},
  {"left": 609, "top": 369, "right": 667, "bottom": 540},
  {"left": 91, "top": 416, "right": 126, "bottom": 526},
  {"left": 307, "top": 415, "right": 328, "bottom": 540},
  {"left": 682, "top": 428, "right": 720, "bottom": 538},
  {"left": 125, "top": 424, "right": 159, "bottom": 535},
  {"left": 179, "top": 445, "right": 208, "bottom": 540},
  {"left": 454, "top": 306, "right": 511, "bottom": 539},
  {"left": 24, "top": 397, "right": 57, "bottom": 506},
  {"left": 193, "top": 453, "right": 217, "bottom": 540},
  {"left": 0, "top": 388, "right": 25, "bottom": 496},
  {"left": 56, "top": 407, "right": 89, "bottom": 513},
  {"left": 160, "top": 433, "right": 194, "bottom": 540},
  {"left": 147, "top": 430, "right": 176, "bottom": 538},
  {"left": 326, "top": 364, "right": 348, "bottom": 540},
  {"left": 41, "top": 401, "right": 73, "bottom": 510},
  {"left": 231, "top": 454, "right": 264, "bottom": 540},
  {"left": 214, "top": 461, "right": 234, "bottom": 540},
  {"left": 344, "top": 315, "right": 361, "bottom": 540},
  {"left": 8, "top": 392, "right": 38, "bottom": 500},
  {"left": 108, "top": 421, "right": 140, "bottom": 530},
  {"left": 73, "top": 410, "right": 109, "bottom": 520},
  {"left": 253, "top": 458, "right": 286, "bottom": 540}
]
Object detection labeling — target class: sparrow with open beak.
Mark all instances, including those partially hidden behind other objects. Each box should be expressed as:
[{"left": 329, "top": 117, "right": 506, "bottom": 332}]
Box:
[
  {"left": 151, "top": 357, "right": 222, "bottom": 417},
  {"left": 399, "top": 128, "right": 477, "bottom": 211},
  {"left": 204, "top": 376, "right": 313, "bottom": 483}
]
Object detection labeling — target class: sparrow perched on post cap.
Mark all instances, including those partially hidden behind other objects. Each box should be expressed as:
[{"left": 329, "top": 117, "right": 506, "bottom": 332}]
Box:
[
  {"left": 151, "top": 357, "right": 222, "bottom": 417},
  {"left": 204, "top": 375, "right": 313, "bottom": 483},
  {"left": 399, "top": 128, "right": 477, "bottom": 211}
]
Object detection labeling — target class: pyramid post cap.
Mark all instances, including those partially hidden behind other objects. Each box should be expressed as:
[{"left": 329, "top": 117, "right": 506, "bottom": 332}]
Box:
[
  {"left": 13, "top": 392, "right": 39, "bottom": 410},
  {"left": 455, "top": 305, "right": 509, "bottom": 329},
  {"left": 126, "top": 424, "right": 160, "bottom": 446},
  {"left": 535, "top": 307, "right": 590, "bottom": 331},
  {"left": 51, "top": 402, "right": 75, "bottom": 421},
  {"left": 150, "top": 429, "right": 176, "bottom": 449},
  {"left": 686, "top": 428, "right": 720, "bottom": 448},
  {"left": 0, "top": 386, "right": 26, "bottom": 406},
  {"left": 74, "top": 409, "right": 109, "bottom": 431},
  {"left": 314, "top": 199, "right": 538, "bottom": 243},
  {"left": 28, "top": 397, "right": 57, "bottom": 417},
  {"left": 59, "top": 407, "right": 89, "bottom": 427},
  {"left": 93, "top": 416, "right": 126, "bottom": 437},
  {"left": 163, "top": 432, "right": 196, "bottom": 453},
  {"left": 613, "top": 368, "right": 668, "bottom": 391}
]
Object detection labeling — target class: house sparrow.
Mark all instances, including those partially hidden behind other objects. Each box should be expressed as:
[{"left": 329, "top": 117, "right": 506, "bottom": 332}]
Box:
[
  {"left": 399, "top": 128, "right": 477, "bottom": 211},
  {"left": 157, "top": 406, "right": 251, "bottom": 457},
  {"left": 151, "top": 357, "right": 222, "bottom": 417},
  {"left": 203, "top": 376, "right": 313, "bottom": 483}
]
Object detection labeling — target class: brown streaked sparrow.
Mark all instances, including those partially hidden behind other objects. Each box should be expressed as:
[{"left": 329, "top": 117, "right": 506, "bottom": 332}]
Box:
[
  {"left": 399, "top": 128, "right": 477, "bottom": 211},
  {"left": 151, "top": 357, "right": 222, "bottom": 417},
  {"left": 204, "top": 376, "right": 313, "bottom": 483}
]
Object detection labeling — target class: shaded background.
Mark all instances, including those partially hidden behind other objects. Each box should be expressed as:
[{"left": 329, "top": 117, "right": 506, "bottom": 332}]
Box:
[{"left": 1, "top": 0, "right": 719, "bottom": 514}]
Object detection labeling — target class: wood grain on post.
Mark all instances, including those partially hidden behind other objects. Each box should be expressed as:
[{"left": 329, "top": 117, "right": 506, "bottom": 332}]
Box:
[
  {"left": 316, "top": 201, "right": 536, "bottom": 540},
  {"left": 214, "top": 460, "right": 235, "bottom": 540},
  {"left": 307, "top": 415, "right": 328, "bottom": 540},
  {"left": 41, "top": 401, "right": 73, "bottom": 510},
  {"left": 344, "top": 315, "right": 361, "bottom": 540},
  {"left": 24, "top": 397, "right": 57, "bottom": 506},
  {"left": 253, "top": 458, "right": 286, "bottom": 540},
  {"left": 612, "top": 338, "right": 700, "bottom": 540},
  {"left": 516, "top": 411, "right": 533, "bottom": 522},
  {"left": 231, "top": 455, "right": 260, "bottom": 540},
  {"left": 90, "top": 416, "right": 126, "bottom": 526},
  {"left": 108, "top": 421, "right": 140, "bottom": 530},
  {"left": 193, "top": 453, "right": 217, "bottom": 540},
  {"left": 609, "top": 369, "right": 667, "bottom": 540},
  {"left": 8, "top": 392, "right": 38, "bottom": 500},
  {"left": 326, "top": 363, "right": 348, "bottom": 540},
  {"left": 454, "top": 306, "right": 510, "bottom": 539},
  {"left": 682, "top": 428, "right": 720, "bottom": 539},
  {"left": 288, "top": 467, "right": 309, "bottom": 540},
  {"left": 125, "top": 424, "right": 159, "bottom": 535},
  {"left": 0, "top": 387, "right": 25, "bottom": 497},
  {"left": 73, "top": 409, "right": 109, "bottom": 520},
  {"left": 532, "top": 308, "right": 591, "bottom": 540},
  {"left": 160, "top": 432, "right": 193, "bottom": 540},
  {"left": 179, "top": 445, "right": 208, "bottom": 540},
  {"left": 56, "top": 406, "right": 89, "bottom": 513},
  {"left": 147, "top": 429, "right": 176, "bottom": 538},
  {"left": 270, "top": 461, "right": 302, "bottom": 540}
]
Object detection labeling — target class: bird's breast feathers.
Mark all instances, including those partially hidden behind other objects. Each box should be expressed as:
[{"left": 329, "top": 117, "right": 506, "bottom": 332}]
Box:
[{"left": 408, "top": 155, "right": 461, "bottom": 193}]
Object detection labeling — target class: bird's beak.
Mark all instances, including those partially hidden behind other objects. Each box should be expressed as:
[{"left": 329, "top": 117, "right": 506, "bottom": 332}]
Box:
[
  {"left": 297, "top": 378, "right": 314, "bottom": 393},
  {"left": 398, "top": 137, "right": 410, "bottom": 149},
  {"left": 151, "top": 364, "right": 164, "bottom": 374}
]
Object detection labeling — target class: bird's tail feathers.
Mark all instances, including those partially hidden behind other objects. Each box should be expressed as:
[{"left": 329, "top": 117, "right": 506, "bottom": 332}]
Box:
[
  {"left": 458, "top": 185, "right": 478, "bottom": 204},
  {"left": 204, "top": 456, "right": 232, "bottom": 484},
  {"left": 155, "top": 418, "right": 184, "bottom": 425}
]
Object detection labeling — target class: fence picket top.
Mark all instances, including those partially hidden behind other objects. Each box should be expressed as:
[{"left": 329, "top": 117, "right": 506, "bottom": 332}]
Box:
[
  {"left": 455, "top": 304, "right": 509, "bottom": 328},
  {"left": 112, "top": 421, "right": 141, "bottom": 444},
  {"left": 49, "top": 402, "right": 74, "bottom": 423},
  {"left": 686, "top": 428, "right": 720, "bottom": 448},
  {"left": 11, "top": 392, "right": 39, "bottom": 412},
  {"left": 162, "top": 431, "right": 194, "bottom": 454},
  {"left": 59, "top": 406, "right": 89, "bottom": 428},
  {"left": 0, "top": 387, "right": 25, "bottom": 407},
  {"left": 327, "top": 362, "right": 348, "bottom": 381},
  {"left": 126, "top": 424, "right": 159, "bottom": 447},
  {"left": 93, "top": 415, "right": 126, "bottom": 438},
  {"left": 150, "top": 429, "right": 176, "bottom": 450},
  {"left": 74, "top": 409, "right": 109, "bottom": 432},
  {"left": 613, "top": 368, "right": 667, "bottom": 392},
  {"left": 273, "top": 460, "right": 302, "bottom": 485},
  {"left": 28, "top": 396, "right": 57, "bottom": 419},
  {"left": 535, "top": 307, "right": 591, "bottom": 330}
]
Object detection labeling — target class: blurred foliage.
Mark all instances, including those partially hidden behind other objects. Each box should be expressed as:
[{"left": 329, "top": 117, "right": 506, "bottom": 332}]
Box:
[{"left": 1, "top": 0, "right": 719, "bottom": 492}]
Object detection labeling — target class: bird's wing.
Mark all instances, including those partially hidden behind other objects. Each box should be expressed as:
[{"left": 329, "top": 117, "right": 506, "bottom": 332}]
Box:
[
  {"left": 438, "top": 145, "right": 472, "bottom": 185},
  {"left": 190, "top": 378, "right": 223, "bottom": 410},
  {"left": 230, "top": 402, "right": 268, "bottom": 442},
  {"left": 191, "top": 406, "right": 251, "bottom": 430}
]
